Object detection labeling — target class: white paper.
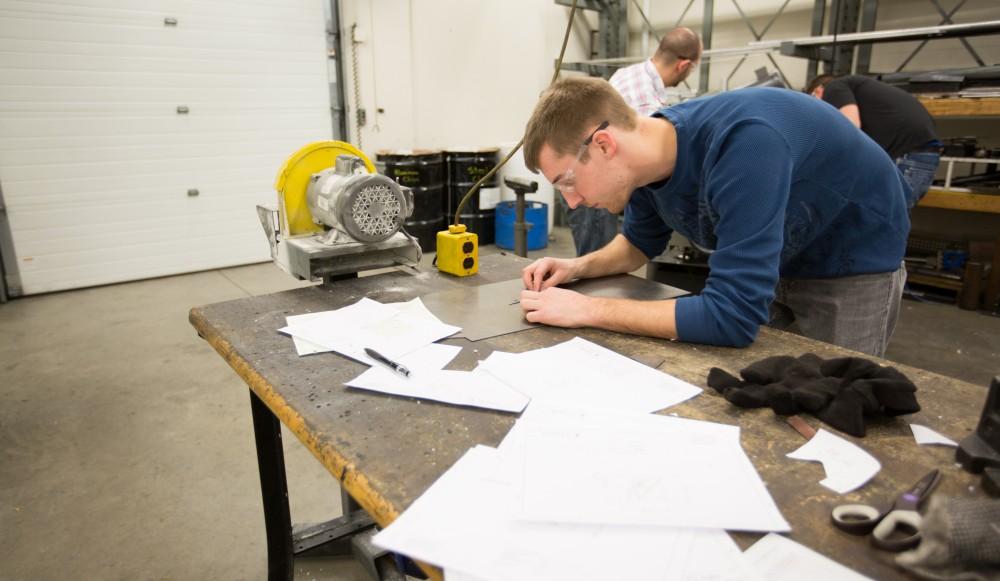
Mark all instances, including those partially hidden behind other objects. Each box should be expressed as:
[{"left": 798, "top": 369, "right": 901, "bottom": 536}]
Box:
[
  {"left": 743, "top": 533, "right": 872, "bottom": 581},
  {"left": 479, "top": 337, "right": 701, "bottom": 414},
  {"left": 285, "top": 298, "right": 443, "bottom": 356},
  {"left": 280, "top": 297, "right": 460, "bottom": 362},
  {"left": 910, "top": 424, "right": 958, "bottom": 447},
  {"left": 786, "top": 429, "right": 881, "bottom": 494},
  {"left": 368, "top": 342, "right": 461, "bottom": 374},
  {"left": 347, "top": 365, "right": 529, "bottom": 413},
  {"left": 375, "top": 446, "right": 754, "bottom": 581},
  {"left": 506, "top": 404, "right": 790, "bottom": 532},
  {"left": 285, "top": 311, "right": 343, "bottom": 356},
  {"left": 346, "top": 343, "right": 528, "bottom": 413}
]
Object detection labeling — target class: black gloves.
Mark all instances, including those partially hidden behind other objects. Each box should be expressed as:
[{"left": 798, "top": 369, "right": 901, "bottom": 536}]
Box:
[{"left": 707, "top": 354, "right": 920, "bottom": 437}]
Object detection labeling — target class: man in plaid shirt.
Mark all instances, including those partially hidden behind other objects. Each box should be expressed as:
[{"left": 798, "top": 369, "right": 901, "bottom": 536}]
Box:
[{"left": 565, "top": 27, "right": 701, "bottom": 256}]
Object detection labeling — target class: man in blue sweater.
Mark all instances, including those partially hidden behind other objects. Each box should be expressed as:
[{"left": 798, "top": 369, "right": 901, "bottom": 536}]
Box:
[{"left": 519, "top": 77, "right": 911, "bottom": 356}]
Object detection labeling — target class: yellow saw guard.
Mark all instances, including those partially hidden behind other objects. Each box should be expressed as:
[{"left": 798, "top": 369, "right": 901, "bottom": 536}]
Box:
[{"left": 274, "top": 141, "right": 376, "bottom": 237}]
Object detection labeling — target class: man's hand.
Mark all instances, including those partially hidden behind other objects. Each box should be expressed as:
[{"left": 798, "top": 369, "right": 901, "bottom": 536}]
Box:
[
  {"left": 521, "top": 257, "right": 580, "bottom": 291},
  {"left": 520, "top": 287, "right": 592, "bottom": 328}
]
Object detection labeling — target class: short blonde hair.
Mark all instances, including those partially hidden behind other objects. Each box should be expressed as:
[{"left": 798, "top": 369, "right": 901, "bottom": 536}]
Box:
[{"left": 523, "top": 77, "right": 637, "bottom": 173}]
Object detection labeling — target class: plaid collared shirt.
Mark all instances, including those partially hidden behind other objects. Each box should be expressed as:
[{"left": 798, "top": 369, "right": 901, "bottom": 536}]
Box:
[{"left": 608, "top": 59, "right": 669, "bottom": 116}]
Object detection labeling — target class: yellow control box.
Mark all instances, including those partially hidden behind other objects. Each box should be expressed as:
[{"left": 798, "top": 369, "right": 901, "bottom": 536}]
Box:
[{"left": 436, "top": 224, "right": 479, "bottom": 277}]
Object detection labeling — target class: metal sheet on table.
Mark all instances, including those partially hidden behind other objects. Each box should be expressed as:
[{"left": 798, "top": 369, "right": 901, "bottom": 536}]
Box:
[{"left": 421, "top": 274, "right": 689, "bottom": 342}]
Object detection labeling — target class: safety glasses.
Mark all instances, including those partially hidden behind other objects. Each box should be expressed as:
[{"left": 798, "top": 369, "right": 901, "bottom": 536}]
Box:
[{"left": 553, "top": 120, "right": 609, "bottom": 195}]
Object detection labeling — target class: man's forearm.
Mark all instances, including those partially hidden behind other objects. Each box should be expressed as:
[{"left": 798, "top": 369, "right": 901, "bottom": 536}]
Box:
[
  {"left": 585, "top": 295, "right": 679, "bottom": 339},
  {"left": 576, "top": 234, "right": 649, "bottom": 280},
  {"left": 838, "top": 104, "right": 862, "bottom": 128}
]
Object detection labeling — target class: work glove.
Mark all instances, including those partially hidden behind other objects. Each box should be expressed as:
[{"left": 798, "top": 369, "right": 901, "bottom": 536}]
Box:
[{"left": 707, "top": 354, "right": 920, "bottom": 437}]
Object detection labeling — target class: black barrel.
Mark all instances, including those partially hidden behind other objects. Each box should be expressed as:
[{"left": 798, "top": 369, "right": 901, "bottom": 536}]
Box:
[
  {"left": 446, "top": 148, "right": 499, "bottom": 243},
  {"left": 454, "top": 212, "right": 495, "bottom": 246},
  {"left": 401, "top": 216, "right": 445, "bottom": 253},
  {"left": 377, "top": 149, "right": 444, "bottom": 222},
  {"left": 446, "top": 147, "right": 500, "bottom": 185}
]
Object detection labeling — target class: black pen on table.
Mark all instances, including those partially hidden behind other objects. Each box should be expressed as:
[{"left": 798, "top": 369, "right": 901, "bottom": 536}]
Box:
[{"left": 364, "top": 347, "right": 411, "bottom": 377}]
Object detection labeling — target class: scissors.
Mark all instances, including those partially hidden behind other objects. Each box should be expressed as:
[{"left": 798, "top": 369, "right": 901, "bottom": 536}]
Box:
[{"left": 830, "top": 469, "right": 942, "bottom": 552}]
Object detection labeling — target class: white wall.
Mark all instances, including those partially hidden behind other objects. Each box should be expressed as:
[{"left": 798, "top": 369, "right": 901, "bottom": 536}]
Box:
[
  {"left": 339, "top": 0, "right": 594, "bottom": 155},
  {"left": 339, "top": 0, "right": 1000, "bottom": 153}
]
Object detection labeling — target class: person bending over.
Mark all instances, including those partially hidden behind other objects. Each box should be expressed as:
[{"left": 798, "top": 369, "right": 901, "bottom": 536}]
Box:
[
  {"left": 520, "top": 77, "right": 911, "bottom": 356},
  {"left": 806, "top": 74, "right": 940, "bottom": 208}
]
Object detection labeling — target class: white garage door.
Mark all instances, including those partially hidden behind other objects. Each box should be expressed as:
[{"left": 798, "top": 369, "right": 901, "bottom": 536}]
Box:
[{"left": 0, "top": 0, "right": 334, "bottom": 295}]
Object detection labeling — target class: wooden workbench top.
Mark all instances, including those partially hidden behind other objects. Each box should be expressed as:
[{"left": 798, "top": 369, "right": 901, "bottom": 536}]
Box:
[{"left": 189, "top": 253, "right": 987, "bottom": 580}]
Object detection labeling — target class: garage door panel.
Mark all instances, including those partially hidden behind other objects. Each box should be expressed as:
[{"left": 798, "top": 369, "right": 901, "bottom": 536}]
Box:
[
  {"left": 0, "top": 112, "right": 331, "bottom": 139},
  {"left": 4, "top": 156, "right": 312, "bottom": 202},
  {"left": 2, "top": 151, "right": 286, "bottom": 182},
  {"left": 12, "top": 205, "right": 270, "bottom": 255},
  {"left": 3, "top": 0, "right": 317, "bottom": 28},
  {"left": 0, "top": 50, "right": 325, "bottom": 76},
  {"left": 3, "top": 37, "right": 322, "bottom": 66},
  {"left": 0, "top": 0, "right": 334, "bottom": 294},
  {"left": 0, "top": 17, "right": 324, "bottom": 53},
  {"left": 2, "top": 86, "right": 328, "bottom": 108},
  {"left": 0, "top": 134, "right": 326, "bottom": 168},
  {"left": 10, "top": 185, "right": 274, "bottom": 219},
  {"left": 13, "top": 215, "right": 270, "bottom": 262},
  {"left": 17, "top": 230, "right": 272, "bottom": 296},
  {"left": 0, "top": 127, "right": 329, "bottom": 152},
  {"left": 2, "top": 68, "right": 329, "bottom": 90}
]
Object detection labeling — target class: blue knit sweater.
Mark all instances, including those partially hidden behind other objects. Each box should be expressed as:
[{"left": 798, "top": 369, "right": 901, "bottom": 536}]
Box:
[{"left": 622, "top": 88, "right": 910, "bottom": 347}]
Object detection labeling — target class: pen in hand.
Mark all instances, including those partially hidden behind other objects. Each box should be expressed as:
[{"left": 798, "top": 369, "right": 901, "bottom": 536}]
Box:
[{"left": 364, "top": 347, "right": 411, "bottom": 377}]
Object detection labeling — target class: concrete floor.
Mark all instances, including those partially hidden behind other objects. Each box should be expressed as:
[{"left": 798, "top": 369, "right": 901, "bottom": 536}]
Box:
[{"left": 2, "top": 226, "right": 999, "bottom": 580}]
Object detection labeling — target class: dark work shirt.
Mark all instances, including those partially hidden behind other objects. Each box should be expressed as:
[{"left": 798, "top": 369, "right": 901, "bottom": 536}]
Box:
[
  {"left": 822, "top": 75, "right": 937, "bottom": 159},
  {"left": 623, "top": 88, "right": 910, "bottom": 348}
]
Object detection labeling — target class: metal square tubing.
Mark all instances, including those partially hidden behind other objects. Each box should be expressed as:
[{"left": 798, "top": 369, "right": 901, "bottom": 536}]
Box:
[{"left": 249, "top": 390, "right": 377, "bottom": 580}]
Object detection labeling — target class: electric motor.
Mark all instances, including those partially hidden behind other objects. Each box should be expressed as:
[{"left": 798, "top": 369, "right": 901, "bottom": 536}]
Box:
[{"left": 306, "top": 155, "right": 414, "bottom": 243}]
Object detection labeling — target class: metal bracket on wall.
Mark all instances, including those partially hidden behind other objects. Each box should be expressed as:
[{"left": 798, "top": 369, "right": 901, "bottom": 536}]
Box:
[
  {"left": 895, "top": 0, "right": 984, "bottom": 72},
  {"left": 774, "top": 20, "right": 1000, "bottom": 64},
  {"left": 724, "top": 0, "right": 794, "bottom": 89},
  {"left": 327, "top": 0, "right": 348, "bottom": 141},
  {"left": 558, "top": 1, "right": 1000, "bottom": 89},
  {"left": 555, "top": 0, "right": 627, "bottom": 79}
]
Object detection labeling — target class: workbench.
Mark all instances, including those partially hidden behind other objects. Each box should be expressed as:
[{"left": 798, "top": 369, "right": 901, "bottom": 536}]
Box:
[{"left": 189, "top": 253, "right": 988, "bottom": 581}]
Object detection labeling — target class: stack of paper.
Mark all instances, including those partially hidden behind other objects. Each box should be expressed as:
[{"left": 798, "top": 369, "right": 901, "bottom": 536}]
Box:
[
  {"left": 478, "top": 337, "right": 702, "bottom": 413},
  {"left": 280, "top": 297, "right": 459, "bottom": 361},
  {"left": 374, "top": 404, "right": 790, "bottom": 580},
  {"left": 346, "top": 343, "right": 529, "bottom": 413},
  {"left": 375, "top": 446, "right": 759, "bottom": 581},
  {"left": 507, "top": 404, "right": 791, "bottom": 531},
  {"left": 282, "top": 298, "right": 530, "bottom": 412},
  {"left": 341, "top": 333, "right": 699, "bottom": 415}
]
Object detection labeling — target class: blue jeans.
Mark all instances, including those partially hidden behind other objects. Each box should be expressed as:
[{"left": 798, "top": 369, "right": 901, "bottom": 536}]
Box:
[
  {"left": 896, "top": 150, "right": 941, "bottom": 209},
  {"left": 561, "top": 200, "right": 619, "bottom": 256}
]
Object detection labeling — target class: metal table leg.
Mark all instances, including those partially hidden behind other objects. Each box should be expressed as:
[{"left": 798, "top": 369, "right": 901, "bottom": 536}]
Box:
[
  {"left": 249, "top": 389, "right": 295, "bottom": 581},
  {"left": 248, "top": 390, "right": 394, "bottom": 580}
]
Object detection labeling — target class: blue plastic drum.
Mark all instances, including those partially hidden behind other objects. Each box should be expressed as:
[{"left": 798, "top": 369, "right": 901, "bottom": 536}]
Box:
[{"left": 495, "top": 201, "right": 548, "bottom": 251}]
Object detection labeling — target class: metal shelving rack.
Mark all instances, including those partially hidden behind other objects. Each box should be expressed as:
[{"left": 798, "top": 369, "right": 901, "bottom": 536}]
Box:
[{"left": 557, "top": 0, "right": 1000, "bottom": 92}]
